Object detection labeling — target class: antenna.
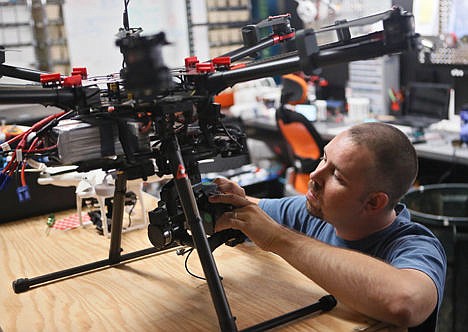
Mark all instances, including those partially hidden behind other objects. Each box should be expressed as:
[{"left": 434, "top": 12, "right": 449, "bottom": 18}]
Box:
[{"left": 123, "top": 0, "right": 130, "bottom": 31}]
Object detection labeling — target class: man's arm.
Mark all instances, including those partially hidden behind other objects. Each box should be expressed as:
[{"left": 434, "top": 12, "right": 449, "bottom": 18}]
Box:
[
  {"left": 210, "top": 193, "right": 438, "bottom": 328},
  {"left": 271, "top": 224, "right": 438, "bottom": 327}
]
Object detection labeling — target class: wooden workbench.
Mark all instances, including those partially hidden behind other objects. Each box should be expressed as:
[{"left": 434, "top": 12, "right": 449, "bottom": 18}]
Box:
[{"left": 0, "top": 210, "right": 401, "bottom": 331}]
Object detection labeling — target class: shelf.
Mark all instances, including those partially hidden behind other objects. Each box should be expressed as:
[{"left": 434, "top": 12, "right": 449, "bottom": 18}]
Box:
[
  {"left": 206, "top": 21, "right": 250, "bottom": 29},
  {"left": 1, "top": 42, "right": 33, "bottom": 48},
  {"left": 186, "top": 0, "right": 251, "bottom": 60},
  {"left": 0, "top": 22, "right": 30, "bottom": 28},
  {"left": 206, "top": 6, "right": 249, "bottom": 11},
  {"left": 0, "top": 1, "right": 28, "bottom": 7}
]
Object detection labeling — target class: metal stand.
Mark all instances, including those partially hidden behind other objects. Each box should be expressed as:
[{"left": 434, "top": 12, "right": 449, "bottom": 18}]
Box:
[
  {"left": 165, "top": 137, "right": 238, "bottom": 331},
  {"left": 241, "top": 295, "right": 336, "bottom": 332},
  {"left": 12, "top": 137, "right": 337, "bottom": 331},
  {"left": 12, "top": 171, "right": 163, "bottom": 294}
]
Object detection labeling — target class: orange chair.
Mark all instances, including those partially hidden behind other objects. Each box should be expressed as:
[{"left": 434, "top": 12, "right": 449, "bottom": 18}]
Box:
[
  {"left": 280, "top": 73, "right": 309, "bottom": 106},
  {"left": 276, "top": 106, "right": 325, "bottom": 194}
]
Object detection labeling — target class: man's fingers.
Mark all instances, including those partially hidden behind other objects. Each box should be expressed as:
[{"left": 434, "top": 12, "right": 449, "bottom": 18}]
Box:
[
  {"left": 209, "top": 193, "right": 251, "bottom": 207},
  {"left": 214, "top": 211, "right": 243, "bottom": 232},
  {"left": 212, "top": 177, "right": 246, "bottom": 197},
  {"left": 213, "top": 177, "right": 232, "bottom": 192},
  {"left": 214, "top": 218, "right": 231, "bottom": 232}
]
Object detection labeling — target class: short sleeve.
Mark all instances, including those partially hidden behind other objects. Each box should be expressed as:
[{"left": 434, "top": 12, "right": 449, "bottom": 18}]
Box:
[{"left": 387, "top": 234, "right": 447, "bottom": 311}]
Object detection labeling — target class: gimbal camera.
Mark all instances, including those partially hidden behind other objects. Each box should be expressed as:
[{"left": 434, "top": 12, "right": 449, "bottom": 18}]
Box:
[{"left": 0, "top": 3, "right": 419, "bottom": 331}]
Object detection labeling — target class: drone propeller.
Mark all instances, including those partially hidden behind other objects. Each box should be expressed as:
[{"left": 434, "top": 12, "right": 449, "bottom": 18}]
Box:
[{"left": 317, "top": 8, "right": 394, "bottom": 34}]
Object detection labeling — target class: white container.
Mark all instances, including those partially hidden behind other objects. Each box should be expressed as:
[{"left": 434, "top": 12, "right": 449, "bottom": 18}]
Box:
[
  {"left": 347, "top": 97, "right": 370, "bottom": 123},
  {"left": 315, "top": 100, "right": 328, "bottom": 121}
]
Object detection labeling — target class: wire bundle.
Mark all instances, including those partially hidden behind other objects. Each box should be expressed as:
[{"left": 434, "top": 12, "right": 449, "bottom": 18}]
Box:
[{"left": 0, "top": 111, "right": 66, "bottom": 201}]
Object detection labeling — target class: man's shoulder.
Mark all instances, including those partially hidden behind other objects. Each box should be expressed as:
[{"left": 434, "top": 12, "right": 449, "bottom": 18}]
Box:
[
  {"left": 394, "top": 204, "right": 441, "bottom": 239},
  {"left": 357, "top": 204, "right": 446, "bottom": 262}
]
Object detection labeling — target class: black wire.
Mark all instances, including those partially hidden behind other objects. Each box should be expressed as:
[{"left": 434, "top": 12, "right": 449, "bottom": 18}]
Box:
[
  {"left": 15, "top": 163, "right": 21, "bottom": 184},
  {"left": 219, "top": 122, "right": 243, "bottom": 149},
  {"left": 127, "top": 198, "right": 136, "bottom": 228},
  {"left": 184, "top": 248, "right": 206, "bottom": 281}
]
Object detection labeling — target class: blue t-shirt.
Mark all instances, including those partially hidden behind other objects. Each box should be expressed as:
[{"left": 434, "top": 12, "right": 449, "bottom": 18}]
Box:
[{"left": 259, "top": 195, "right": 447, "bottom": 330}]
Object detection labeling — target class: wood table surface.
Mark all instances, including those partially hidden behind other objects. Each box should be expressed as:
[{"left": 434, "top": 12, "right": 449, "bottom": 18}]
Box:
[{"left": 0, "top": 209, "right": 403, "bottom": 332}]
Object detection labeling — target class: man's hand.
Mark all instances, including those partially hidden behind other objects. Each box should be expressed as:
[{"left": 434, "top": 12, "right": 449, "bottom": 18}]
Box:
[
  {"left": 212, "top": 177, "right": 246, "bottom": 197},
  {"left": 209, "top": 193, "right": 284, "bottom": 251}
]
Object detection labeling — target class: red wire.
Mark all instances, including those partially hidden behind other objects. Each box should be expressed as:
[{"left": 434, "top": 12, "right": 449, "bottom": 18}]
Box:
[
  {"left": 6, "top": 161, "right": 18, "bottom": 176},
  {"left": 20, "top": 161, "right": 26, "bottom": 186},
  {"left": 27, "top": 137, "right": 40, "bottom": 153},
  {"left": 20, "top": 137, "right": 40, "bottom": 187},
  {"left": 2, "top": 112, "right": 65, "bottom": 175},
  {"left": 32, "top": 144, "right": 57, "bottom": 153},
  {"left": 5, "top": 111, "right": 65, "bottom": 146},
  {"left": 2, "top": 150, "right": 17, "bottom": 174}
]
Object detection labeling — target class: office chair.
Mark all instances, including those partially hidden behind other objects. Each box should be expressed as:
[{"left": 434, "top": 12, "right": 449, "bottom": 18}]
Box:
[
  {"left": 280, "top": 73, "right": 309, "bottom": 106},
  {"left": 276, "top": 74, "right": 325, "bottom": 194},
  {"left": 276, "top": 106, "right": 325, "bottom": 194}
]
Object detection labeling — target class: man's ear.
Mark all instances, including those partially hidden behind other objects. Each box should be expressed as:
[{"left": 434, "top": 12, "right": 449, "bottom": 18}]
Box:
[{"left": 365, "top": 192, "right": 389, "bottom": 213}]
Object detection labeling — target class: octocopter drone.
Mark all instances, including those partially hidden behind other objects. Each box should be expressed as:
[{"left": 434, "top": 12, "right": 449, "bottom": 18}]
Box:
[{"left": 0, "top": 3, "right": 419, "bottom": 331}]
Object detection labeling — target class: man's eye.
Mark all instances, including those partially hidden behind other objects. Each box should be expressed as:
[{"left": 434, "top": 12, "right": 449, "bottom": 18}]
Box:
[{"left": 334, "top": 172, "right": 344, "bottom": 182}]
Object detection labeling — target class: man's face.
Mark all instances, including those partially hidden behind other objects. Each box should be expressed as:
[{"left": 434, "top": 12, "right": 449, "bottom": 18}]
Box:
[{"left": 305, "top": 132, "right": 375, "bottom": 227}]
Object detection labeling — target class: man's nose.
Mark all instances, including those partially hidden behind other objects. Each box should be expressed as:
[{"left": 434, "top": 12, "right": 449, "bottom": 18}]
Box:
[
  {"left": 309, "top": 170, "right": 320, "bottom": 189},
  {"left": 310, "top": 161, "right": 325, "bottom": 181}
]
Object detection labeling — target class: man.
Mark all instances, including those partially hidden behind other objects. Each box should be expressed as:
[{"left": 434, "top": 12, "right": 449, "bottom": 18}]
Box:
[{"left": 209, "top": 122, "right": 446, "bottom": 331}]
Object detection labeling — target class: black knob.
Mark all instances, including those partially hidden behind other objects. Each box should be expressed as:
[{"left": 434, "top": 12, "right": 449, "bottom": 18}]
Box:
[{"left": 148, "top": 225, "right": 172, "bottom": 250}]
